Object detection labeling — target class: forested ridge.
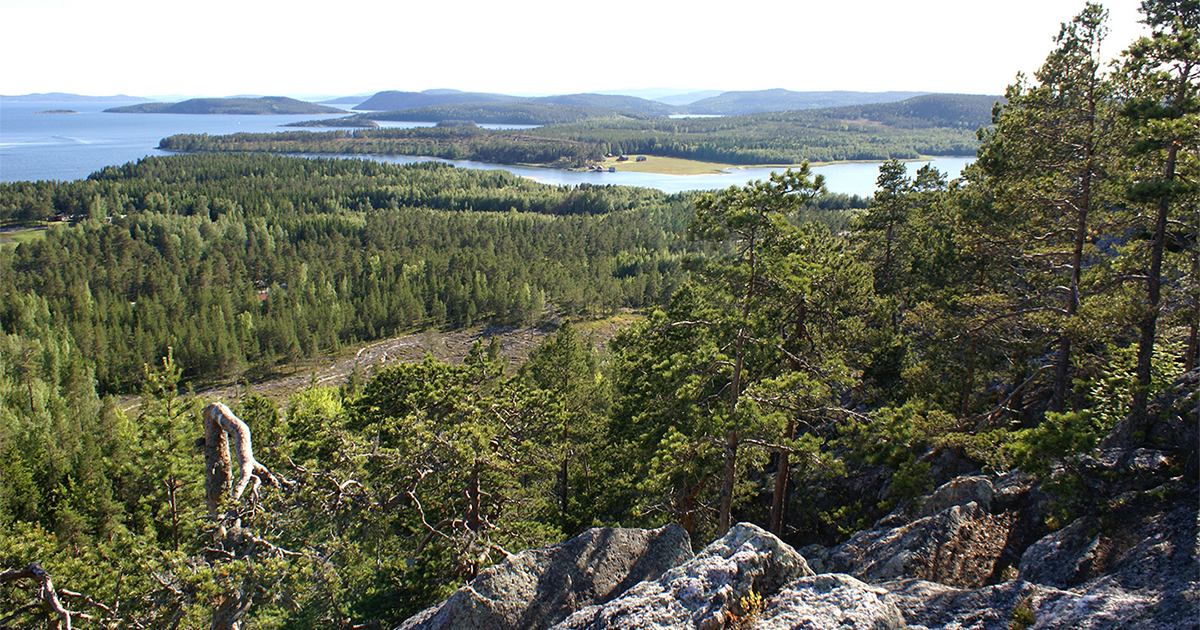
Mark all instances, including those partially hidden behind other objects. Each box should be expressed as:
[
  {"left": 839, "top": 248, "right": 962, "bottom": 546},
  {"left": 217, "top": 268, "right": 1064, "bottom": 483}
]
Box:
[
  {"left": 532, "top": 95, "right": 989, "bottom": 163},
  {"left": 0, "top": 2, "right": 1197, "bottom": 630},
  {"left": 677, "top": 88, "right": 931, "bottom": 116},
  {"left": 171, "top": 94, "right": 991, "bottom": 167},
  {"left": 104, "top": 97, "right": 345, "bottom": 115}
]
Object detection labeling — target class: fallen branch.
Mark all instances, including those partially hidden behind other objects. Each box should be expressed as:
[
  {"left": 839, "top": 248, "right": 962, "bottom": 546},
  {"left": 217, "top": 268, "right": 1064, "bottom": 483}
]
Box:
[{"left": 0, "top": 563, "right": 72, "bottom": 630}]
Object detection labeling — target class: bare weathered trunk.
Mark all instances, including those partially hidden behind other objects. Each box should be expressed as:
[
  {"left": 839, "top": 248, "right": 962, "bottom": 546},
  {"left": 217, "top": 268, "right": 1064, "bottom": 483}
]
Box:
[
  {"left": 166, "top": 476, "right": 180, "bottom": 553},
  {"left": 200, "top": 403, "right": 290, "bottom": 630},
  {"left": 204, "top": 404, "right": 232, "bottom": 515},
  {"left": 768, "top": 418, "right": 795, "bottom": 534},
  {"left": 203, "top": 402, "right": 283, "bottom": 515},
  {"left": 718, "top": 429, "right": 739, "bottom": 536},
  {"left": 466, "top": 461, "right": 482, "bottom": 533},
  {"left": 678, "top": 478, "right": 696, "bottom": 537}
]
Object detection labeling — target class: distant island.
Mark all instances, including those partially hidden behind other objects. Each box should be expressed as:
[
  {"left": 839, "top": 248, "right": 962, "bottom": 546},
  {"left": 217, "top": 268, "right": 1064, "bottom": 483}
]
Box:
[
  {"left": 284, "top": 117, "right": 379, "bottom": 129},
  {"left": 105, "top": 96, "right": 345, "bottom": 115},
  {"left": 1, "top": 92, "right": 145, "bottom": 102},
  {"left": 35, "top": 109, "right": 78, "bottom": 114}
]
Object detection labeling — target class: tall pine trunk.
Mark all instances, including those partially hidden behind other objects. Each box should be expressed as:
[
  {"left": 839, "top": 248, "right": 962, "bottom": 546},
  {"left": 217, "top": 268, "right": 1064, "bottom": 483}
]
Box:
[{"left": 1132, "top": 143, "right": 1178, "bottom": 423}]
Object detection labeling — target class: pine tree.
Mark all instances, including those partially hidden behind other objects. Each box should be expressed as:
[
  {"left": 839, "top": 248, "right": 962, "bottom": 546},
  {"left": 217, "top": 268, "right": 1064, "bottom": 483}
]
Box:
[
  {"left": 1117, "top": 0, "right": 1200, "bottom": 421},
  {"left": 977, "top": 2, "right": 1123, "bottom": 412}
]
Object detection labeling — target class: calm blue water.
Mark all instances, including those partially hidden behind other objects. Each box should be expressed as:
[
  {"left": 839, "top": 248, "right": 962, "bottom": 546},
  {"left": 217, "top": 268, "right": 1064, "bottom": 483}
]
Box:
[{"left": 1, "top": 101, "right": 974, "bottom": 196}]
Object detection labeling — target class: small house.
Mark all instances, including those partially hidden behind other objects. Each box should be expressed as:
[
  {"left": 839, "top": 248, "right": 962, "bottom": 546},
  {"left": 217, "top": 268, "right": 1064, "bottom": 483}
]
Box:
[
  {"left": 609, "top": 167, "right": 616, "bottom": 173},
  {"left": 616, "top": 155, "right": 629, "bottom": 162},
  {"left": 635, "top": 156, "right": 647, "bottom": 162}
]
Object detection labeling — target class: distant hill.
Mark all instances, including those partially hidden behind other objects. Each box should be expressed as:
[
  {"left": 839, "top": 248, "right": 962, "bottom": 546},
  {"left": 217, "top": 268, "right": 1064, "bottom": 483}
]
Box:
[
  {"left": 1, "top": 92, "right": 145, "bottom": 102},
  {"left": 680, "top": 89, "right": 932, "bottom": 115},
  {"left": 814, "top": 93, "right": 1001, "bottom": 129},
  {"left": 591, "top": 88, "right": 721, "bottom": 103},
  {"left": 319, "top": 95, "right": 374, "bottom": 106},
  {"left": 354, "top": 89, "right": 521, "bottom": 111},
  {"left": 531, "top": 94, "right": 672, "bottom": 117},
  {"left": 654, "top": 90, "right": 724, "bottom": 106},
  {"left": 105, "top": 96, "right": 346, "bottom": 115},
  {"left": 356, "top": 101, "right": 659, "bottom": 126}
]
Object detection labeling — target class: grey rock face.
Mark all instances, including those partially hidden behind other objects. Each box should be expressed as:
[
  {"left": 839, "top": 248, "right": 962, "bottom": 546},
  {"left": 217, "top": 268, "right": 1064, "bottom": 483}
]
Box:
[
  {"left": 552, "top": 523, "right": 813, "bottom": 630},
  {"left": 1017, "top": 515, "right": 1101, "bottom": 588},
  {"left": 885, "top": 578, "right": 1042, "bottom": 630},
  {"left": 395, "top": 467, "right": 1197, "bottom": 630},
  {"left": 1015, "top": 486, "right": 1200, "bottom": 630},
  {"left": 804, "top": 502, "right": 1012, "bottom": 587},
  {"left": 890, "top": 481, "right": 1200, "bottom": 630},
  {"left": 397, "top": 524, "right": 694, "bottom": 630},
  {"left": 755, "top": 574, "right": 906, "bottom": 630},
  {"left": 915, "top": 475, "right": 993, "bottom": 519}
]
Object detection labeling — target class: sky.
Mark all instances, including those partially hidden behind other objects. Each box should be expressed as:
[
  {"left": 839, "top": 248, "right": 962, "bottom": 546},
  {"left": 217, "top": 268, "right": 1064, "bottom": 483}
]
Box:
[{"left": 0, "top": 0, "right": 1151, "bottom": 100}]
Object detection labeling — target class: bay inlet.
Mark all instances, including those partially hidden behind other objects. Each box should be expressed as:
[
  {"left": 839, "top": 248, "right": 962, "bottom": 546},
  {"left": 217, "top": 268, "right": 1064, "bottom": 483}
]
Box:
[{"left": 1, "top": 101, "right": 974, "bottom": 195}]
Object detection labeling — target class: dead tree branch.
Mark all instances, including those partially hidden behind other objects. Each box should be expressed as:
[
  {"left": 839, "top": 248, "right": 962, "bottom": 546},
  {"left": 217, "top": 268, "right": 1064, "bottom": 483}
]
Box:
[
  {"left": 202, "top": 402, "right": 291, "bottom": 515},
  {"left": 0, "top": 563, "right": 73, "bottom": 630}
]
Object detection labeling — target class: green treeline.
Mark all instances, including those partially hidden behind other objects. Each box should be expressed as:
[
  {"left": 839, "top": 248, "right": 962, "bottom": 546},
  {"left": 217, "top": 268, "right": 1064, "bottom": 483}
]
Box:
[
  {"left": 0, "top": 154, "right": 696, "bottom": 392},
  {"left": 159, "top": 127, "right": 606, "bottom": 167},
  {"left": 0, "top": 3, "right": 1196, "bottom": 629},
  {"left": 167, "top": 94, "right": 990, "bottom": 168},
  {"left": 533, "top": 96, "right": 989, "bottom": 164}
]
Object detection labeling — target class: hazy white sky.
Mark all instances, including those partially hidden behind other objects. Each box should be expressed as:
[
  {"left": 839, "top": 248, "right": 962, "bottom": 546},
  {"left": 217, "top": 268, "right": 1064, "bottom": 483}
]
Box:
[{"left": 1, "top": 0, "right": 1150, "bottom": 99}]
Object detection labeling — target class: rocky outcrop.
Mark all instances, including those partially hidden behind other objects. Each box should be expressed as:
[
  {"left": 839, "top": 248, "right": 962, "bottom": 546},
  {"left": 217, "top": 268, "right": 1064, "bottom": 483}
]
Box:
[
  {"left": 803, "top": 499, "right": 1014, "bottom": 588},
  {"left": 754, "top": 574, "right": 905, "bottom": 630},
  {"left": 889, "top": 490, "right": 1199, "bottom": 630},
  {"left": 553, "top": 523, "right": 814, "bottom": 630},
  {"left": 394, "top": 477, "right": 1197, "bottom": 630},
  {"left": 914, "top": 475, "right": 993, "bottom": 518},
  {"left": 395, "top": 397, "right": 1199, "bottom": 630},
  {"left": 397, "top": 524, "right": 694, "bottom": 630}
]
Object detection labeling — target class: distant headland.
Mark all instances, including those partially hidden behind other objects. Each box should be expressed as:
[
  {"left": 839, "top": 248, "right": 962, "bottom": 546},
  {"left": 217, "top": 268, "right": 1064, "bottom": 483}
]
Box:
[{"left": 104, "top": 96, "right": 345, "bottom": 115}]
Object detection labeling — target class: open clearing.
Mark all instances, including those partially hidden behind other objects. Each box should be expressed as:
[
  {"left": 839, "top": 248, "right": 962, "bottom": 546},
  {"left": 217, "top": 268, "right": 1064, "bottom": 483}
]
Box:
[
  {"left": 595, "top": 155, "right": 808, "bottom": 176},
  {"left": 0, "top": 226, "right": 47, "bottom": 250},
  {"left": 162, "top": 310, "right": 645, "bottom": 410}
]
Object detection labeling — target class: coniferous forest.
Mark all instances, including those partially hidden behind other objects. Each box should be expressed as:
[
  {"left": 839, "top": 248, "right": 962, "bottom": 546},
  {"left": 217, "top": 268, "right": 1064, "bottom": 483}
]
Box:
[
  {"left": 0, "top": 2, "right": 1196, "bottom": 629},
  {"left": 156, "top": 93, "right": 990, "bottom": 167}
]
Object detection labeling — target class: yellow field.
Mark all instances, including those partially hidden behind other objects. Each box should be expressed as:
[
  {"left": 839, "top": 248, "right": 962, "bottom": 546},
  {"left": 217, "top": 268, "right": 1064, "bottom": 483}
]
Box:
[
  {"left": 590, "top": 155, "right": 813, "bottom": 175},
  {"left": 593, "top": 155, "right": 719, "bottom": 175}
]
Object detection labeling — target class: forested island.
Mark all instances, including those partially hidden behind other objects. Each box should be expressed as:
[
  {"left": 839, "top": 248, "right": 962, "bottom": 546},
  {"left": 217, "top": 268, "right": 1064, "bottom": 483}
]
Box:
[
  {"left": 160, "top": 94, "right": 992, "bottom": 168},
  {"left": 159, "top": 127, "right": 608, "bottom": 167},
  {"left": 105, "top": 96, "right": 346, "bottom": 115},
  {"left": 0, "top": 3, "right": 1196, "bottom": 630}
]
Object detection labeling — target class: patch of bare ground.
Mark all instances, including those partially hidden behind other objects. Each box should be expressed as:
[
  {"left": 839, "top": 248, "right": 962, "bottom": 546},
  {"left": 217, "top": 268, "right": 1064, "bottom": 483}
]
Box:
[{"left": 126, "top": 310, "right": 643, "bottom": 412}]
